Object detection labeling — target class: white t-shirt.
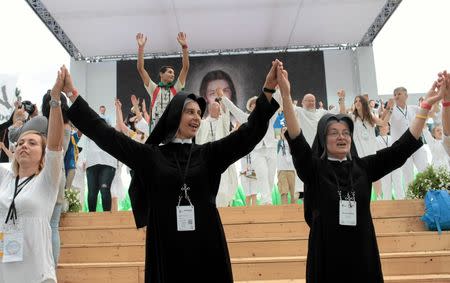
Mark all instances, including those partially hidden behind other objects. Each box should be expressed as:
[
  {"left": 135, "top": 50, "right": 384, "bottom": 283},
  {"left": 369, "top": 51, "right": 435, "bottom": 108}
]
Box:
[
  {"left": 390, "top": 105, "right": 419, "bottom": 142},
  {"left": 294, "top": 107, "right": 328, "bottom": 146},
  {"left": 276, "top": 139, "right": 295, "bottom": 171},
  {"left": 0, "top": 150, "right": 63, "bottom": 283},
  {"left": 84, "top": 138, "right": 117, "bottom": 169}
]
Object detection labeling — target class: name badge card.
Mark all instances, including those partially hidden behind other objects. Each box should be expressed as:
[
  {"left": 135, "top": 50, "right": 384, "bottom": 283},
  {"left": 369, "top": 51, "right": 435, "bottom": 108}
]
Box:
[
  {"left": 176, "top": 205, "right": 195, "bottom": 231},
  {"left": 2, "top": 231, "right": 24, "bottom": 263},
  {"left": 339, "top": 200, "right": 357, "bottom": 226}
]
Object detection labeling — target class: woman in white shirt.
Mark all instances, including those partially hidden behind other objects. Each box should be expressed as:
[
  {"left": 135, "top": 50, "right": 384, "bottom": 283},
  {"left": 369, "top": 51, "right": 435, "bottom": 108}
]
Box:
[{"left": 0, "top": 66, "right": 65, "bottom": 283}]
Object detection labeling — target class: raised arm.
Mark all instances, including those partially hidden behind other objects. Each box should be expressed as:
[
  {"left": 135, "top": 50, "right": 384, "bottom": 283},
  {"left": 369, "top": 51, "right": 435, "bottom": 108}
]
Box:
[
  {"left": 410, "top": 78, "right": 444, "bottom": 139},
  {"left": 217, "top": 90, "right": 231, "bottom": 133},
  {"left": 373, "top": 98, "right": 394, "bottom": 126},
  {"left": 219, "top": 92, "right": 249, "bottom": 124},
  {"left": 63, "top": 67, "right": 150, "bottom": 169},
  {"left": 279, "top": 64, "right": 301, "bottom": 139},
  {"left": 337, "top": 89, "right": 346, "bottom": 114},
  {"left": 114, "top": 99, "right": 130, "bottom": 134},
  {"left": 46, "top": 66, "right": 65, "bottom": 151},
  {"left": 0, "top": 141, "right": 13, "bottom": 159},
  {"left": 442, "top": 71, "right": 450, "bottom": 136},
  {"left": 141, "top": 98, "right": 150, "bottom": 124},
  {"left": 131, "top": 95, "right": 143, "bottom": 122},
  {"left": 176, "top": 32, "right": 189, "bottom": 86},
  {"left": 207, "top": 60, "right": 280, "bottom": 173},
  {"left": 136, "top": 33, "right": 151, "bottom": 87}
]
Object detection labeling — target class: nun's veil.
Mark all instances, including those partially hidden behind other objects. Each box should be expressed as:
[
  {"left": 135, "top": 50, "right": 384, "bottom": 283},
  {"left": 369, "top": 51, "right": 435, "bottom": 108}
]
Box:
[
  {"left": 311, "top": 113, "right": 358, "bottom": 159},
  {"left": 146, "top": 92, "right": 206, "bottom": 145}
]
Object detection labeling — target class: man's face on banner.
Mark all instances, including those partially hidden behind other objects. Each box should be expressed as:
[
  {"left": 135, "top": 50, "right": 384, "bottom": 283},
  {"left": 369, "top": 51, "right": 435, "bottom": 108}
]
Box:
[{"left": 205, "top": 79, "right": 232, "bottom": 105}]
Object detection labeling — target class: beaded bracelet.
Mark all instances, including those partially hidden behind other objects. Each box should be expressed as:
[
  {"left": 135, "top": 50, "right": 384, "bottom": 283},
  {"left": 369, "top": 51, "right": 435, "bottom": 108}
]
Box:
[
  {"left": 442, "top": 101, "right": 450, "bottom": 107},
  {"left": 420, "top": 101, "right": 432, "bottom": 110}
]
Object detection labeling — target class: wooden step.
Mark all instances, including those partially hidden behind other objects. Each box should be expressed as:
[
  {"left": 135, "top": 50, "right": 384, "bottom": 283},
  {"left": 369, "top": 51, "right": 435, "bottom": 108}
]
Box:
[
  {"left": 59, "top": 231, "right": 450, "bottom": 263},
  {"left": 57, "top": 251, "right": 450, "bottom": 282},
  {"left": 57, "top": 262, "right": 144, "bottom": 283},
  {"left": 59, "top": 216, "right": 425, "bottom": 245},
  {"left": 59, "top": 200, "right": 424, "bottom": 227},
  {"left": 236, "top": 274, "right": 450, "bottom": 283},
  {"left": 232, "top": 251, "right": 450, "bottom": 280}
]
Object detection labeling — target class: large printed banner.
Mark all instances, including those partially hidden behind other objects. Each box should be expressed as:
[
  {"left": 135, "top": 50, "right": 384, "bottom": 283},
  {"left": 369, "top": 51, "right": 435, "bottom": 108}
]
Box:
[
  {"left": 117, "top": 51, "right": 326, "bottom": 115},
  {"left": 0, "top": 74, "right": 17, "bottom": 124}
]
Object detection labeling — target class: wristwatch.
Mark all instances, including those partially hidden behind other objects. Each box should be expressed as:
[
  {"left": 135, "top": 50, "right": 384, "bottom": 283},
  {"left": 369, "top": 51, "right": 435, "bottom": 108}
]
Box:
[{"left": 49, "top": 98, "right": 61, "bottom": 108}]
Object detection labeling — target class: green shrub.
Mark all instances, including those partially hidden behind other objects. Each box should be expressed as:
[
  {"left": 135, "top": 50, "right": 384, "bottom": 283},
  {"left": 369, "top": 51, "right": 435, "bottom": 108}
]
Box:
[
  {"left": 65, "top": 188, "right": 82, "bottom": 212},
  {"left": 407, "top": 166, "right": 450, "bottom": 199}
]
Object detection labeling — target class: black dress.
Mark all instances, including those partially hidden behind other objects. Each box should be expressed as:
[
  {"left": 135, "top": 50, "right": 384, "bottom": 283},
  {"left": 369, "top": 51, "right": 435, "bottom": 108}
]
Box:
[
  {"left": 67, "top": 94, "right": 278, "bottom": 283},
  {"left": 286, "top": 129, "right": 422, "bottom": 283}
]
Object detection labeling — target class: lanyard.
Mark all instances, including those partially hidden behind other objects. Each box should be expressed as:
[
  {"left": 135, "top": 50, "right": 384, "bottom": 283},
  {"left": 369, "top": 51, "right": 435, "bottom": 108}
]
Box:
[
  {"left": 173, "top": 144, "right": 194, "bottom": 206},
  {"left": 278, "top": 139, "right": 286, "bottom": 156},
  {"left": 246, "top": 153, "right": 252, "bottom": 166},
  {"left": 361, "top": 118, "right": 367, "bottom": 130},
  {"left": 5, "top": 175, "right": 35, "bottom": 224},
  {"left": 209, "top": 121, "right": 215, "bottom": 141},
  {"left": 329, "top": 161, "right": 355, "bottom": 201},
  {"left": 396, "top": 105, "right": 408, "bottom": 119}
]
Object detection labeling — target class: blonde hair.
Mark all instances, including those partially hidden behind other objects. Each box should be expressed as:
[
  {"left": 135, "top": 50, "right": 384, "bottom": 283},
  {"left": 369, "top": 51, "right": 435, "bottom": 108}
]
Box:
[{"left": 12, "top": 130, "right": 47, "bottom": 176}]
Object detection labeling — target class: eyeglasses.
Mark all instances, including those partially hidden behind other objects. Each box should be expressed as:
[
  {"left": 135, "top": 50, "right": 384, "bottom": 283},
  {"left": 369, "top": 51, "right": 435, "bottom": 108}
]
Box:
[{"left": 327, "top": 130, "right": 351, "bottom": 138}]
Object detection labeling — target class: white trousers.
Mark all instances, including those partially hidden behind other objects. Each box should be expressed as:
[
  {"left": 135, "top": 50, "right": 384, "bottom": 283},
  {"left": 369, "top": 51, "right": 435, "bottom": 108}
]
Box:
[
  {"left": 253, "top": 147, "right": 277, "bottom": 205},
  {"left": 381, "top": 168, "right": 403, "bottom": 200},
  {"left": 400, "top": 146, "right": 428, "bottom": 197}
]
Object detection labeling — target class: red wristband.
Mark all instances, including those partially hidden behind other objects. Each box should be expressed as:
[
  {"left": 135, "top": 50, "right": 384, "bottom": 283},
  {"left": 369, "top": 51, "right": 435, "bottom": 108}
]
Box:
[
  {"left": 420, "top": 101, "right": 432, "bottom": 110},
  {"left": 442, "top": 100, "right": 450, "bottom": 107},
  {"left": 182, "top": 45, "right": 188, "bottom": 49}
]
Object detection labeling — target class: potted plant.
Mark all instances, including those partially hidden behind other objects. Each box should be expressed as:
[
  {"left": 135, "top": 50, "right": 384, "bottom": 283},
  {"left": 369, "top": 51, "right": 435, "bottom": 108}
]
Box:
[{"left": 64, "top": 187, "right": 82, "bottom": 212}]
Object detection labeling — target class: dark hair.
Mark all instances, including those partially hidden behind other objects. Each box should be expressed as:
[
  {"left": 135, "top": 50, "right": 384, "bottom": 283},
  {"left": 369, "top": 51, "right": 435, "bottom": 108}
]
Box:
[
  {"left": 352, "top": 95, "right": 375, "bottom": 126},
  {"left": 199, "top": 70, "right": 237, "bottom": 105},
  {"left": 42, "top": 90, "right": 69, "bottom": 124},
  {"left": 159, "top": 66, "right": 175, "bottom": 75}
]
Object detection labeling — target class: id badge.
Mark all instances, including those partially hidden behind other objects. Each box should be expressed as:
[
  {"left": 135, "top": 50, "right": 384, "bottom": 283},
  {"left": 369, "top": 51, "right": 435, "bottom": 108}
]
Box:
[
  {"left": 176, "top": 205, "right": 195, "bottom": 231},
  {"left": 339, "top": 200, "right": 357, "bottom": 226},
  {"left": 2, "top": 231, "right": 24, "bottom": 262}
]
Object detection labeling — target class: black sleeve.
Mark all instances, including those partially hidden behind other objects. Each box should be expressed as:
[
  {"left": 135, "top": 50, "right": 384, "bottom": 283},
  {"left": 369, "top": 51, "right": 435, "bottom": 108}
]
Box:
[
  {"left": 207, "top": 93, "right": 279, "bottom": 173},
  {"left": 363, "top": 129, "right": 423, "bottom": 182},
  {"left": 0, "top": 110, "right": 14, "bottom": 132},
  {"left": 285, "top": 131, "right": 315, "bottom": 184},
  {"left": 67, "top": 96, "right": 151, "bottom": 169}
]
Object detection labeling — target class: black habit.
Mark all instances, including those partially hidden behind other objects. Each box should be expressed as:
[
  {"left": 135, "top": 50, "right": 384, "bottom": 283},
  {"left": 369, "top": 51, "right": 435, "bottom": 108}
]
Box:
[
  {"left": 286, "top": 115, "right": 423, "bottom": 283},
  {"left": 67, "top": 93, "right": 279, "bottom": 283}
]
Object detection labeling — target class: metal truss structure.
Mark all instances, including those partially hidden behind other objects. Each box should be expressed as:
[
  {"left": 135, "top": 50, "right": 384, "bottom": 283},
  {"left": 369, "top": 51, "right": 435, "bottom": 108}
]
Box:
[
  {"left": 25, "top": 0, "right": 83, "bottom": 60},
  {"left": 360, "top": 0, "right": 402, "bottom": 45},
  {"left": 26, "top": 0, "right": 402, "bottom": 62}
]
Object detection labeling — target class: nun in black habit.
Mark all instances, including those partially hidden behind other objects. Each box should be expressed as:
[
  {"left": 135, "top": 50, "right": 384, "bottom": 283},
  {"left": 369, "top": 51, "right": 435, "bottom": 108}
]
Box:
[
  {"left": 65, "top": 61, "right": 281, "bottom": 283},
  {"left": 276, "top": 63, "right": 444, "bottom": 283}
]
